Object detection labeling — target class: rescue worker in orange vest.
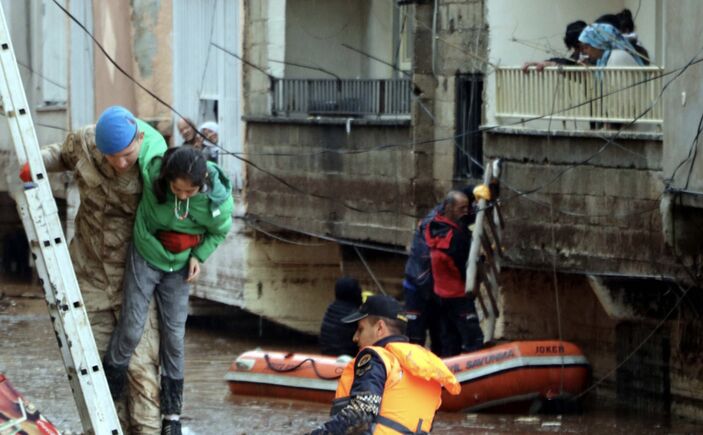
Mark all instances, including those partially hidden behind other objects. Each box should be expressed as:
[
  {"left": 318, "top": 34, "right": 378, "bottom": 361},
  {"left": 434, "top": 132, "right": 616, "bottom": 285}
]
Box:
[{"left": 310, "top": 295, "right": 461, "bottom": 435}]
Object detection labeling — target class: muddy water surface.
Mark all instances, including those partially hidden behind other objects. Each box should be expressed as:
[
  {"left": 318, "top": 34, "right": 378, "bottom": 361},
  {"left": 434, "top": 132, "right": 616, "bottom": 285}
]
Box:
[{"left": 0, "top": 295, "right": 699, "bottom": 434}]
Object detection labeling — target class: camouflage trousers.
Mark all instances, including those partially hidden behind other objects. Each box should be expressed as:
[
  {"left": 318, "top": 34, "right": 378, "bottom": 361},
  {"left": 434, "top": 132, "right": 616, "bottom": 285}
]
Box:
[{"left": 91, "top": 301, "right": 161, "bottom": 434}]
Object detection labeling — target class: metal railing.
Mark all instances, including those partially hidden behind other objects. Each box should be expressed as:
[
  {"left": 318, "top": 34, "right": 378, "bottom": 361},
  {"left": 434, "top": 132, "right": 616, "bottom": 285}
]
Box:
[
  {"left": 272, "top": 78, "right": 412, "bottom": 118},
  {"left": 495, "top": 66, "right": 664, "bottom": 125}
]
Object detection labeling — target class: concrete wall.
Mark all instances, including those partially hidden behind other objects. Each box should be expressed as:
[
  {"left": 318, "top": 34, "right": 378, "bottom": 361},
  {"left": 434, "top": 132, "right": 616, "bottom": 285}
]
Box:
[
  {"left": 498, "top": 268, "right": 703, "bottom": 420},
  {"left": 660, "top": 0, "right": 703, "bottom": 260},
  {"left": 670, "top": 317, "right": 703, "bottom": 421},
  {"left": 93, "top": 3, "right": 138, "bottom": 115},
  {"left": 284, "top": 0, "right": 364, "bottom": 78},
  {"left": 244, "top": 120, "right": 415, "bottom": 247},
  {"left": 189, "top": 208, "right": 342, "bottom": 334},
  {"left": 411, "top": 0, "right": 489, "bottom": 204},
  {"left": 190, "top": 204, "right": 406, "bottom": 334},
  {"left": 284, "top": 0, "right": 395, "bottom": 79},
  {"left": 130, "top": 0, "right": 173, "bottom": 131},
  {"left": 484, "top": 129, "right": 679, "bottom": 279},
  {"left": 364, "top": 1, "right": 395, "bottom": 78},
  {"left": 92, "top": 1, "right": 172, "bottom": 127},
  {"left": 497, "top": 269, "right": 618, "bottom": 389},
  {"left": 244, "top": 0, "right": 273, "bottom": 116}
]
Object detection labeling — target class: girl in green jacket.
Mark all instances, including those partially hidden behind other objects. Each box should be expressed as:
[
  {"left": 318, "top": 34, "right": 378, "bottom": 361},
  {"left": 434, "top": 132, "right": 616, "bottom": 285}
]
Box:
[{"left": 103, "top": 146, "right": 233, "bottom": 435}]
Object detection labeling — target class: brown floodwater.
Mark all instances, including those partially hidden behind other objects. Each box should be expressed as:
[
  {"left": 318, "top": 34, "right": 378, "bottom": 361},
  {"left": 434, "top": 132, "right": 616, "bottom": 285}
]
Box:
[{"left": 0, "top": 294, "right": 700, "bottom": 435}]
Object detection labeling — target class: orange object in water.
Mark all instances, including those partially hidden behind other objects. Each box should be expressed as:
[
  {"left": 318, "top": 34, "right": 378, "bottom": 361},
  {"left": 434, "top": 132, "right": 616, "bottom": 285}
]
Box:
[
  {"left": 226, "top": 340, "right": 590, "bottom": 413},
  {"left": 0, "top": 373, "right": 60, "bottom": 435},
  {"left": 227, "top": 351, "right": 348, "bottom": 404}
]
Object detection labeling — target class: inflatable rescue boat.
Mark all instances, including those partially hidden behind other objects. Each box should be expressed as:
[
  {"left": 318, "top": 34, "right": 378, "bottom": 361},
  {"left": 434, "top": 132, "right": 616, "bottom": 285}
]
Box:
[
  {"left": 226, "top": 340, "right": 590, "bottom": 412},
  {"left": 0, "top": 373, "right": 60, "bottom": 435}
]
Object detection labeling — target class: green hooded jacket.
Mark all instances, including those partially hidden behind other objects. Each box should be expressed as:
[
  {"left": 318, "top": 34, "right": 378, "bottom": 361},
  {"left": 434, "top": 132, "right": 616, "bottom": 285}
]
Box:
[{"left": 133, "top": 151, "right": 234, "bottom": 272}]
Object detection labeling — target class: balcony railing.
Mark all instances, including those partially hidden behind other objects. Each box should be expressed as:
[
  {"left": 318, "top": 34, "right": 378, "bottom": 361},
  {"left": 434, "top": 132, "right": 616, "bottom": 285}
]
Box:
[
  {"left": 272, "top": 78, "right": 412, "bottom": 118},
  {"left": 495, "top": 66, "right": 664, "bottom": 126}
]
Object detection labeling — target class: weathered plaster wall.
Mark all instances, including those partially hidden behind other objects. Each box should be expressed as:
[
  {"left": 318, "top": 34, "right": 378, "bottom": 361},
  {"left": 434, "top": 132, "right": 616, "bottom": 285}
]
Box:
[
  {"left": 244, "top": 120, "right": 415, "bottom": 247},
  {"left": 93, "top": 2, "right": 138, "bottom": 115},
  {"left": 660, "top": 0, "right": 703, "bottom": 265},
  {"left": 130, "top": 0, "right": 173, "bottom": 132},
  {"left": 661, "top": 2, "right": 703, "bottom": 193},
  {"left": 413, "top": 0, "right": 489, "bottom": 203},
  {"left": 284, "top": 0, "right": 364, "bottom": 79},
  {"left": 670, "top": 317, "right": 703, "bottom": 421},
  {"left": 497, "top": 269, "right": 618, "bottom": 388},
  {"left": 243, "top": 0, "right": 273, "bottom": 116},
  {"left": 498, "top": 268, "right": 703, "bottom": 419},
  {"left": 190, "top": 210, "right": 343, "bottom": 334},
  {"left": 485, "top": 126, "right": 703, "bottom": 418},
  {"left": 284, "top": 0, "right": 395, "bottom": 79},
  {"left": 484, "top": 130, "right": 677, "bottom": 279},
  {"left": 190, "top": 201, "right": 407, "bottom": 335}
]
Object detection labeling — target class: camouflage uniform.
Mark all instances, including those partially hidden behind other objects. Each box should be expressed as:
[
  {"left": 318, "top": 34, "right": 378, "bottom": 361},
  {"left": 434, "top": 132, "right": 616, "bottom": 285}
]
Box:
[{"left": 42, "top": 126, "right": 161, "bottom": 434}]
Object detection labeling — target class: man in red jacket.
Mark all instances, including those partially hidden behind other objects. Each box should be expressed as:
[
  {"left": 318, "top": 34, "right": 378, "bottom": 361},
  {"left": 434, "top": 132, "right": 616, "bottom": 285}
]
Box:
[{"left": 425, "top": 190, "right": 484, "bottom": 356}]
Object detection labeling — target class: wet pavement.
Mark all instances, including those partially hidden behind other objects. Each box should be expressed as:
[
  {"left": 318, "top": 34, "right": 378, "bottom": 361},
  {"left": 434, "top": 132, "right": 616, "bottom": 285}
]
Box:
[{"left": 0, "top": 292, "right": 700, "bottom": 434}]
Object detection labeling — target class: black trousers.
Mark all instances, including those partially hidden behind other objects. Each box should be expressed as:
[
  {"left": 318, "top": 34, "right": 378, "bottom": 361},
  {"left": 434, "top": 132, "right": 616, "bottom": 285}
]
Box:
[
  {"left": 405, "top": 287, "right": 445, "bottom": 356},
  {"left": 439, "top": 295, "right": 484, "bottom": 356}
]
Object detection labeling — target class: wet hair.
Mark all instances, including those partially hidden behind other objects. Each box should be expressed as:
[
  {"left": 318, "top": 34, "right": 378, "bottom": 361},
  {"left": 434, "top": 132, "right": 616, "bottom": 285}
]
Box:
[
  {"left": 617, "top": 9, "right": 635, "bottom": 34},
  {"left": 564, "top": 20, "right": 587, "bottom": 51},
  {"left": 153, "top": 146, "right": 209, "bottom": 203},
  {"left": 367, "top": 315, "right": 406, "bottom": 336},
  {"left": 595, "top": 14, "right": 621, "bottom": 30}
]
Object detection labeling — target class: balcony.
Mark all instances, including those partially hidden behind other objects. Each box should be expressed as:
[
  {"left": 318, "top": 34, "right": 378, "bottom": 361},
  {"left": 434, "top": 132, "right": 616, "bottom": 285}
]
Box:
[
  {"left": 271, "top": 78, "right": 412, "bottom": 119},
  {"left": 495, "top": 66, "right": 664, "bottom": 129}
]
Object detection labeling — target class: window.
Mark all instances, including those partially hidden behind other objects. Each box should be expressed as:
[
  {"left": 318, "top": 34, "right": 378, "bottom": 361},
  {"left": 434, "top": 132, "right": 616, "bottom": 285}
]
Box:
[{"left": 455, "top": 73, "right": 483, "bottom": 179}]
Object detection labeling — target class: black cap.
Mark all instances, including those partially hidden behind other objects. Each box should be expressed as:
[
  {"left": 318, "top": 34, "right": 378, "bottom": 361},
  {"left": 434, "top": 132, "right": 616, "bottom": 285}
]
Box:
[{"left": 341, "top": 295, "right": 407, "bottom": 323}]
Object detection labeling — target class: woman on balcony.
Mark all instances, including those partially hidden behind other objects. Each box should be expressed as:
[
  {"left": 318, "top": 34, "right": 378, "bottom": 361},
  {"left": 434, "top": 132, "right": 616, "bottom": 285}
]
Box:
[{"left": 578, "top": 22, "right": 646, "bottom": 67}]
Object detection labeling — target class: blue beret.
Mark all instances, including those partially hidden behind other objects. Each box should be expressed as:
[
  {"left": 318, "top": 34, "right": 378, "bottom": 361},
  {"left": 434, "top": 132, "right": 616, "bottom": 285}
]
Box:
[{"left": 95, "top": 106, "right": 138, "bottom": 155}]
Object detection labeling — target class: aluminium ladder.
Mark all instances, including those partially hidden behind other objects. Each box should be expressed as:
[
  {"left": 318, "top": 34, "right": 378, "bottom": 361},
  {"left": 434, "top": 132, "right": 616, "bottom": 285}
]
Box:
[{"left": 0, "top": 4, "right": 122, "bottom": 435}]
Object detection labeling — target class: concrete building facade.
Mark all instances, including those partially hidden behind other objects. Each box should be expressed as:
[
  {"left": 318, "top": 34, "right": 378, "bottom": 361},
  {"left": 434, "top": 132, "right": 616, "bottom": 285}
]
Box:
[
  {"left": 0, "top": 0, "right": 700, "bottom": 421},
  {"left": 240, "top": 0, "right": 702, "bottom": 420}
]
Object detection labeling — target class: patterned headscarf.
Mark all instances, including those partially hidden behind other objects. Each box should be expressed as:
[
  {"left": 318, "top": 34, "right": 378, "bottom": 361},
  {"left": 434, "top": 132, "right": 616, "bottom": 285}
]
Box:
[{"left": 578, "top": 23, "right": 645, "bottom": 67}]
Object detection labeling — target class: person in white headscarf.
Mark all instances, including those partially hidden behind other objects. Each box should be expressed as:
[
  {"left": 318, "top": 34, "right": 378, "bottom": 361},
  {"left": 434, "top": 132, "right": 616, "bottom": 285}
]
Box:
[{"left": 195, "top": 121, "right": 219, "bottom": 163}]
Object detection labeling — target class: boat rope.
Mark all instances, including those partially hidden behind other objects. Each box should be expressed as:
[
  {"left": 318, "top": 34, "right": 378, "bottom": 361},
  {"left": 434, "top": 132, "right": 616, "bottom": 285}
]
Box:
[{"left": 263, "top": 354, "right": 343, "bottom": 381}]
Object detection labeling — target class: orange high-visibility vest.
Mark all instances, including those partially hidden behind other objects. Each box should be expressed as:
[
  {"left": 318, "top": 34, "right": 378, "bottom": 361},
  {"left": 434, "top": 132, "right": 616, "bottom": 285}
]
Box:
[{"left": 334, "top": 341, "right": 461, "bottom": 434}]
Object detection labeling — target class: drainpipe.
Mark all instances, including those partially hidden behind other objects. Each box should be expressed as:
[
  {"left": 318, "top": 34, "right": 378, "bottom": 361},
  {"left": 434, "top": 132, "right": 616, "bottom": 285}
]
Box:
[{"left": 346, "top": 117, "right": 353, "bottom": 135}]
